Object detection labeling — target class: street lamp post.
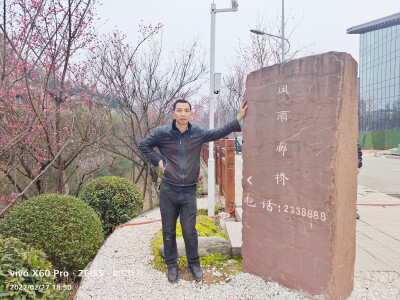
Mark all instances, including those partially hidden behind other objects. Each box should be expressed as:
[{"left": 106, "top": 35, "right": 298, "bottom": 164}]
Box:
[
  {"left": 250, "top": 0, "right": 288, "bottom": 63},
  {"left": 250, "top": 29, "right": 291, "bottom": 63},
  {"left": 208, "top": 1, "right": 238, "bottom": 217}
]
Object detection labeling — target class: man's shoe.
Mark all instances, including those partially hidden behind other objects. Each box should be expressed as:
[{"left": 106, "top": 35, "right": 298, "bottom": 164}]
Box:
[
  {"left": 189, "top": 264, "right": 203, "bottom": 281},
  {"left": 167, "top": 265, "right": 178, "bottom": 283}
]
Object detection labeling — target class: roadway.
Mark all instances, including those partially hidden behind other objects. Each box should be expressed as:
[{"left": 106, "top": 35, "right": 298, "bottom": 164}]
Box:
[{"left": 358, "top": 155, "right": 400, "bottom": 194}]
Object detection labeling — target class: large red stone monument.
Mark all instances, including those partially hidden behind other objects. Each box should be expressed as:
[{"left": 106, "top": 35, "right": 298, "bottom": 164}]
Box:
[{"left": 241, "top": 52, "right": 358, "bottom": 299}]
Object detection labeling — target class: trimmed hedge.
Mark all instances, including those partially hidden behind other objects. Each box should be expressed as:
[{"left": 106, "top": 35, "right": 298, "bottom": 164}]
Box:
[
  {"left": 0, "top": 194, "right": 104, "bottom": 277},
  {"left": 0, "top": 235, "right": 66, "bottom": 299},
  {"left": 80, "top": 176, "right": 144, "bottom": 236}
]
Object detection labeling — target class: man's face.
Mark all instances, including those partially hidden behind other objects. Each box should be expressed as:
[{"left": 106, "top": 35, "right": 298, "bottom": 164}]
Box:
[{"left": 173, "top": 102, "right": 191, "bottom": 127}]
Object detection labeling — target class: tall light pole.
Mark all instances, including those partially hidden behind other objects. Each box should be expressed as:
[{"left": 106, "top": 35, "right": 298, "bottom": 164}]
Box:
[
  {"left": 250, "top": 0, "right": 288, "bottom": 63},
  {"left": 250, "top": 29, "right": 291, "bottom": 63},
  {"left": 208, "top": 0, "right": 238, "bottom": 217}
]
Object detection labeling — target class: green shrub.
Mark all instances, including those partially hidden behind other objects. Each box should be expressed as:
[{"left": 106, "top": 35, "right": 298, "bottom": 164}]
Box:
[
  {"left": 0, "top": 194, "right": 104, "bottom": 278},
  {"left": 80, "top": 176, "right": 143, "bottom": 236},
  {"left": 0, "top": 235, "right": 66, "bottom": 299}
]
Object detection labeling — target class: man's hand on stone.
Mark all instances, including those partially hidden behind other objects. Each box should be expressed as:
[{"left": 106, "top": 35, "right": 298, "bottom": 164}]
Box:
[
  {"left": 237, "top": 100, "right": 248, "bottom": 122},
  {"left": 158, "top": 160, "right": 165, "bottom": 174}
]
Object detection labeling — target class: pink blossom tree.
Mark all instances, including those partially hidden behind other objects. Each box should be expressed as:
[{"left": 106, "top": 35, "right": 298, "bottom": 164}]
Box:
[{"left": 0, "top": 0, "right": 111, "bottom": 215}]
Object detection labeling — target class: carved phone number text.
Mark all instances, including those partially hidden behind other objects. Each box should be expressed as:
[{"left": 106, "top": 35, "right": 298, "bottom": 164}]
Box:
[{"left": 245, "top": 196, "right": 327, "bottom": 222}]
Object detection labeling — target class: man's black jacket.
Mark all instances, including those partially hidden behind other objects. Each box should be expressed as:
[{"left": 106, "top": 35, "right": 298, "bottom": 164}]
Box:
[{"left": 139, "top": 119, "right": 241, "bottom": 186}]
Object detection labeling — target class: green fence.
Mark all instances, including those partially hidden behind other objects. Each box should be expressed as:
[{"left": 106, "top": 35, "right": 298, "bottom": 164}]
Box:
[{"left": 358, "top": 130, "right": 400, "bottom": 150}]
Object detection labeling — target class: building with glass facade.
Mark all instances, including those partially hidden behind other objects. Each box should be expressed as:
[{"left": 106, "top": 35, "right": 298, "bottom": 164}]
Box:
[{"left": 347, "top": 12, "right": 400, "bottom": 131}]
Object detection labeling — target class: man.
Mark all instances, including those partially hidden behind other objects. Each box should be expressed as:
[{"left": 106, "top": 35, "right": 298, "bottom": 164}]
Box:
[
  {"left": 139, "top": 99, "right": 248, "bottom": 282},
  {"left": 357, "top": 142, "right": 362, "bottom": 219},
  {"left": 358, "top": 142, "right": 363, "bottom": 174}
]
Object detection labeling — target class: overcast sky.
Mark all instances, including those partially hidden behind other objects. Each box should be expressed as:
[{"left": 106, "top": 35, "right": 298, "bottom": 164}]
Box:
[{"left": 97, "top": 0, "right": 399, "bottom": 81}]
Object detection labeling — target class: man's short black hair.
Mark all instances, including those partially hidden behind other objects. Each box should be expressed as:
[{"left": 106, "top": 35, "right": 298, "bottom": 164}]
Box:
[{"left": 173, "top": 99, "right": 191, "bottom": 111}]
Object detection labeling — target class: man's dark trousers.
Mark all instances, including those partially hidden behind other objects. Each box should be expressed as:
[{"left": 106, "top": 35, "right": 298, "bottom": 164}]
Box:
[{"left": 159, "top": 180, "right": 199, "bottom": 267}]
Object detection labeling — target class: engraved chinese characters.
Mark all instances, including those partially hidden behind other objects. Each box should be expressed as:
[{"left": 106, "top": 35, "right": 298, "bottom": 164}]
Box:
[{"left": 242, "top": 52, "right": 359, "bottom": 299}]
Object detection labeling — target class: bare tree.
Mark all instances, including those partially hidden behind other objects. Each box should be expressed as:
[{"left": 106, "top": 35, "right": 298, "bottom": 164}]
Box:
[
  {"left": 90, "top": 29, "right": 207, "bottom": 207},
  {"left": 216, "top": 14, "right": 312, "bottom": 122}
]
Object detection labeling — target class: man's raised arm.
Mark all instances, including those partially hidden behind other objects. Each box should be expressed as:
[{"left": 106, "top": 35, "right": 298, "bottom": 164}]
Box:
[{"left": 202, "top": 100, "right": 248, "bottom": 143}]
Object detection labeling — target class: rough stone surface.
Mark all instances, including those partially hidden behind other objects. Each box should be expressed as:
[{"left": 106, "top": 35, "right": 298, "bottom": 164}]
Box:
[
  {"left": 241, "top": 52, "right": 359, "bottom": 299},
  {"left": 158, "top": 236, "right": 231, "bottom": 258}
]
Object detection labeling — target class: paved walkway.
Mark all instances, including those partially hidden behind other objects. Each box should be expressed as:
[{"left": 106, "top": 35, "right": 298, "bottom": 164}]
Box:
[
  {"left": 234, "top": 155, "right": 400, "bottom": 274},
  {"left": 355, "top": 186, "right": 400, "bottom": 273}
]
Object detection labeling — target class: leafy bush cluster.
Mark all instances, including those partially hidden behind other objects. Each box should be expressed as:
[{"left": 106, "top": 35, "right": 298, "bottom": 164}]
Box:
[
  {"left": 0, "top": 194, "right": 104, "bottom": 277},
  {"left": 0, "top": 175, "right": 145, "bottom": 299},
  {"left": 0, "top": 236, "right": 66, "bottom": 299},
  {"left": 80, "top": 176, "right": 144, "bottom": 236}
]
